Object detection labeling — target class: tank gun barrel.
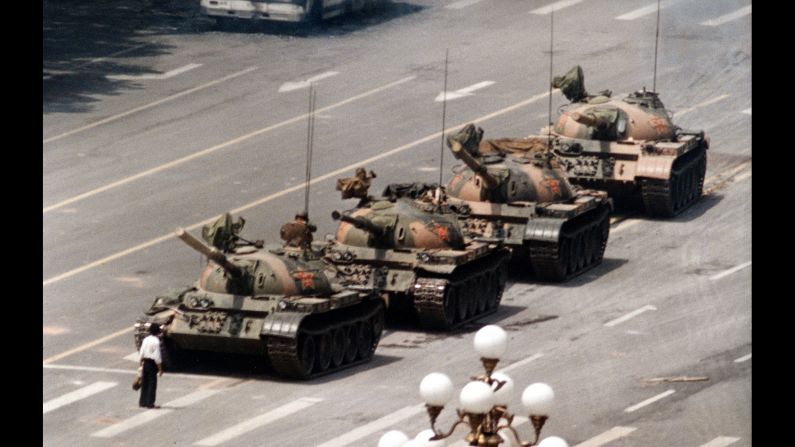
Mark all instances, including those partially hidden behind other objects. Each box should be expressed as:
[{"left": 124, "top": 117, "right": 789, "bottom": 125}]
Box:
[
  {"left": 448, "top": 141, "right": 500, "bottom": 189},
  {"left": 570, "top": 111, "right": 609, "bottom": 130},
  {"left": 175, "top": 227, "right": 243, "bottom": 277},
  {"left": 331, "top": 211, "right": 386, "bottom": 238}
]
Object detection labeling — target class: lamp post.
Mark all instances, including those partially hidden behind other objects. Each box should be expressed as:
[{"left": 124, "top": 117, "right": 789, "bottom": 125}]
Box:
[{"left": 379, "top": 325, "right": 568, "bottom": 447}]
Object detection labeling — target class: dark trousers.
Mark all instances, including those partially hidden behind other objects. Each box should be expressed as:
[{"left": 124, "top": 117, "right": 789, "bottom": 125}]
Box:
[{"left": 139, "top": 358, "right": 158, "bottom": 408}]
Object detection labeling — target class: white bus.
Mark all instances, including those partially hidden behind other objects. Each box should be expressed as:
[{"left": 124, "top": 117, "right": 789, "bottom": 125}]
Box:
[{"left": 200, "top": 0, "right": 385, "bottom": 25}]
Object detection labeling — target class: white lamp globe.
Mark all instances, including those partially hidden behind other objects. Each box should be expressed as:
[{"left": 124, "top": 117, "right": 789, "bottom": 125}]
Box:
[
  {"left": 490, "top": 372, "right": 514, "bottom": 406},
  {"left": 415, "top": 429, "right": 446, "bottom": 447},
  {"left": 402, "top": 441, "right": 424, "bottom": 447},
  {"left": 537, "top": 436, "right": 569, "bottom": 447},
  {"left": 521, "top": 383, "right": 555, "bottom": 416},
  {"left": 459, "top": 381, "right": 495, "bottom": 414},
  {"left": 378, "top": 430, "right": 409, "bottom": 447},
  {"left": 473, "top": 325, "right": 508, "bottom": 359},
  {"left": 420, "top": 373, "right": 455, "bottom": 406}
]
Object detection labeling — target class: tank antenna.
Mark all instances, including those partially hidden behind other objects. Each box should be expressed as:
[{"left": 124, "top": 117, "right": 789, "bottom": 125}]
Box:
[
  {"left": 546, "top": 8, "right": 554, "bottom": 156},
  {"left": 652, "top": 0, "right": 660, "bottom": 92},
  {"left": 438, "top": 48, "right": 449, "bottom": 186},
  {"left": 304, "top": 83, "right": 316, "bottom": 218}
]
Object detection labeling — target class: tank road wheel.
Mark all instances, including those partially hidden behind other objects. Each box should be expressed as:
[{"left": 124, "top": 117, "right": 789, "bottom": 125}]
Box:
[
  {"left": 356, "top": 321, "right": 373, "bottom": 360},
  {"left": 330, "top": 328, "right": 346, "bottom": 368},
  {"left": 467, "top": 278, "right": 480, "bottom": 317},
  {"left": 483, "top": 272, "right": 498, "bottom": 310},
  {"left": 343, "top": 325, "right": 358, "bottom": 364},
  {"left": 456, "top": 286, "right": 470, "bottom": 322},
  {"left": 475, "top": 276, "right": 488, "bottom": 314},
  {"left": 443, "top": 285, "right": 459, "bottom": 326},
  {"left": 296, "top": 334, "right": 316, "bottom": 378},
  {"left": 315, "top": 332, "right": 332, "bottom": 372},
  {"left": 368, "top": 309, "right": 385, "bottom": 357}
]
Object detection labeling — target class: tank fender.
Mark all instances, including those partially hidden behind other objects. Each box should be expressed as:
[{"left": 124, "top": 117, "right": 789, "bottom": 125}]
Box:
[
  {"left": 524, "top": 218, "right": 565, "bottom": 243},
  {"left": 636, "top": 155, "right": 674, "bottom": 180},
  {"left": 260, "top": 311, "right": 310, "bottom": 339}
]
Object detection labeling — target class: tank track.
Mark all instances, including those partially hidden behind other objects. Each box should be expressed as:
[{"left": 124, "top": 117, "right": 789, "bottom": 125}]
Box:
[
  {"left": 266, "top": 299, "right": 385, "bottom": 380},
  {"left": 641, "top": 147, "right": 707, "bottom": 217},
  {"left": 413, "top": 252, "right": 510, "bottom": 331},
  {"left": 527, "top": 203, "right": 612, "bottom": 282}
]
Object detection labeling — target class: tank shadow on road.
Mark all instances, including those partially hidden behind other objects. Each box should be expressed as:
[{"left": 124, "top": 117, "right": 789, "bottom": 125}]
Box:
[{"left": 162, "top": 350, "right": 402, "bottom": 383}]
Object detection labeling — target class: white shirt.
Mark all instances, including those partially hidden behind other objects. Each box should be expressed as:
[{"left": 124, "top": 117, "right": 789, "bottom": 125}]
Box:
[{"left": 139, "top": 335, "right": 162, "bottom": 364}]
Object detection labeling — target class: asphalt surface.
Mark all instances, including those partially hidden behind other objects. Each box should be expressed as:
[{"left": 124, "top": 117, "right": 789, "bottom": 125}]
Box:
[{"left": 43, "top": 0, "right": 751, "bottom": 446}]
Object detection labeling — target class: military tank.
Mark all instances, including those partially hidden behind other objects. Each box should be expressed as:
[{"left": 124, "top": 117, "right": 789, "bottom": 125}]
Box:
[
  {"left": 326, "top": 171, "right": 511, "bottom": 330},
  {"left": 438, "top": 124, "right": 612, "bottom": 282},
  {"left": 133, "top": 213, "right": 385, "bottom": 380},
  {"left": 542, "top": 65, "right": 709, "bottom": 217}
]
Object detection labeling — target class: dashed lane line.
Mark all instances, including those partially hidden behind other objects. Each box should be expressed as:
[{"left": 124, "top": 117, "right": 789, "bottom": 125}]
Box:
[
  {"left": 709, "top": 261, "right": 752, "bottom": 281},
  {"left": 574, "top": 426, "right": 637, "bottom": 447},
  {"left": 43, "top": 363, "right": 239, "bottom": 382},
  {"left": 530, "top": 0, "right": 584, "bottom": 15},
  {"left": 445, "top": 0, "right": 487, "bottom": 9},
  {"left": 92, "top": 389, "right": 220, "bottom": 438},
  {"left": 43, "top": 326, "right": 132, "bottom": 364},
  {"left": 615, "top": 0, "right": 679, "bottom": 20},
  {"left": 43, "top": 66, "right": 258, "bottom": 145},
  {"left": 698, "top": 437, "right": 741, "bottom": 447},
  {"left": 43, "top": 381, "right": 117, "bottom": 414},
  {"left": 674, "top": 94, "right": 730, "bottom": 117},
  {"left": 701, "top": 6, "right": 751, "bottom": 27},
  {"left": 107, "top": 63, "right": 203, "bottom": 81},
  {"left": 316, "top": 404, "right": 425, "bottom": 447},
  {"left": 43, "top": 74, "right": 413, "bottom": 212},
  {"left": 498, "top": 353, "right": 544, "bottom": 374},
  {"left": 42, "top": 88, "right": 552, "bottom": 288},
  {"left": 624, "top": 389, "right": 675, "bottom": 413},
  {"left": 194, "top": 397, "right": 323, "bottom": 446},
  {"left": 604, "top": 305, "right": 657, "bottom": 328},
  {"left": 733, "top": 353, "right": 751, "bottom": 363}
]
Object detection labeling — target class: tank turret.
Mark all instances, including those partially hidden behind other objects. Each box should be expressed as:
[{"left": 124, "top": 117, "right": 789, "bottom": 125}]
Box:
[
  {"left": 134, "top": 213, "right": 386, "bottom": 380},
  {"left": 442, "top": 124, "right": 613, "bottom": 281},
  {"left": 176, "top": 227, "right": 244, "bottom": 278},
  {"left": 544, "top": 65, "right": 709, "bottom": 217},
  {"left": 331, "top": 210, "right": 386, "bottom": 238},
  {"left": 326, "top": 169, "right": 510, "bottom": 330}
]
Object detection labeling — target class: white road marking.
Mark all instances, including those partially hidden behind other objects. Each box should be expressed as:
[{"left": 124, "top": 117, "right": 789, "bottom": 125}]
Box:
[
  {"left": 194, "top": 397, "right": 323, "bottom": 446},
  {"left": 611, "top": 218, "right": 641, "bottom": 234},
  {"left": 124, "top": 352, "right": 140, "bottom": 362},
  {"left": 574, "top": 426, "right": 637, "bottom": 447},
  {"left": 674, "top": 94, "right": 731, "bottom": 117},
  {"left": 701, "top": 6, "right": 751, "bottom": 26},
  {"left": 741, "top": 108, "right": 751, "bottom": 115},
  {"left": 709, "top": 261, "right": 752, "bottom": 281},
  {"left": 106, "top": 63, "right": 202, "bottom": 81},
  {"left": 498, "top": 353, "right": 544, "bottom": 374},
  {"left": 42, "top": 88, "right": 553, "bottom": 288},
  {"left": 43, "top": 381, "right": 117, "bottom": 414},
  {"left": 605, "top": 305, "right": 657, "bottom": 327},
  {"left": 445, "top": 0, "right": 486, "bottom": 10},
  {"left": 43, "top": 363, "right": 235, "bottom": 381},
  {"left": 733, "top": 171, "right": 751, "bottom": 183},
  {"left": 698, "top": 437, "right": 741, "bottom": 447},
  {"left": 435, "top": 81, "right": 495, "bottom": 102},
  {"left": 615, "top": 0, "right": 678, "bottom": 20},
  {"left": 624, "top": 389, "right": 675, "bottom": 412},
  {"left": 43, "top": 66, "right": 258, "bottom": 145},
  {"left": 43, "top": 327, "right": 132, "bottom": 364},
  {"left": 530, "top": 0, "right": 584, "bottom": 15},
  {"left": 80, "top": 43, "right": 149, "bottom": 68},
  {"left": 278, "top": 71, "right": 340, "bottom": 92},
  {"left": 43, "top": 75, "right": 413, "bottom": 213},
  {"left": 92, "top": 389, "right": 220, "bottom": 437},
  {"left": 316, "top": 404, "right": 425, "bottom": 447},
  {"left": 733, "top": 353, "right": 751, "bottom": 363}
]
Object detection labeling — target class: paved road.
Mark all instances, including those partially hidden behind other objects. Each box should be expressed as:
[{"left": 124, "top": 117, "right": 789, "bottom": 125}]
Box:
[{"left": 43, "top": 0, "right": 751, "bottom": 446}]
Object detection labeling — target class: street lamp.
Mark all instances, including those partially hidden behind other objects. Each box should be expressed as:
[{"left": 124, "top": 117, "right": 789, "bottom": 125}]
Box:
[{"left": 379, "top": 325, "right": 568, "bottom": 447}]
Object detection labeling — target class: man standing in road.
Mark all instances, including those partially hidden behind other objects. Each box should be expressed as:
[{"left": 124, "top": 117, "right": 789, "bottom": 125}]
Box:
[{"left": 138, "top": 323, "right": 164, "bottom": 409}]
